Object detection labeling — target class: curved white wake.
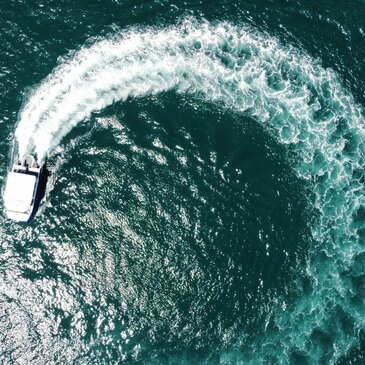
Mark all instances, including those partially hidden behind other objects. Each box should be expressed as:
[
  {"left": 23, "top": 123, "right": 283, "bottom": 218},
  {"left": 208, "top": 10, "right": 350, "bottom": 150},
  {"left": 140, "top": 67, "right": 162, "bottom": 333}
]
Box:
[
  {"left": 16, "top": 19, "right": 334, "bottom": 160},
  {"left": 15, "top": 19, "right": 365, "bottom": 363}
]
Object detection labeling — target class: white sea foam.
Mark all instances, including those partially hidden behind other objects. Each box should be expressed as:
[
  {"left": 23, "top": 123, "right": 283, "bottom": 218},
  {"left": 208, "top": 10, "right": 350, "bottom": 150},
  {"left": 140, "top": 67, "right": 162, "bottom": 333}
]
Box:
[{"left": 14, "top": 19, "right": 365, "bottom": 363}]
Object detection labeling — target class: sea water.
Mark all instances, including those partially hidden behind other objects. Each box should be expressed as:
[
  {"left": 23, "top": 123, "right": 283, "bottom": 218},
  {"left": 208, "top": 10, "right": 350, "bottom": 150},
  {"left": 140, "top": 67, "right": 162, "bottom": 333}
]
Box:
[{"left": 0, "top": 1, "right": 364, "bottom": 364}]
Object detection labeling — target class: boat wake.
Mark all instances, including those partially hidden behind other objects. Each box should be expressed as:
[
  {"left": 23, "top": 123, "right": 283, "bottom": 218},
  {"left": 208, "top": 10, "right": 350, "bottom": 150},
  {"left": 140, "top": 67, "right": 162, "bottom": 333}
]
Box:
[{"left": 15, "top": 18, "right": 365, "bottom": 363}]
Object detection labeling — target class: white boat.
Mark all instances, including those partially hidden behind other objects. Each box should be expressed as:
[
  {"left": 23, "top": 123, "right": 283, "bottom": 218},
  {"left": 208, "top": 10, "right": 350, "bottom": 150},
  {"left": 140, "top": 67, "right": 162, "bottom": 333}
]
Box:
[{"left": 3, "top": 155, "right": 45, "bottom": 223}]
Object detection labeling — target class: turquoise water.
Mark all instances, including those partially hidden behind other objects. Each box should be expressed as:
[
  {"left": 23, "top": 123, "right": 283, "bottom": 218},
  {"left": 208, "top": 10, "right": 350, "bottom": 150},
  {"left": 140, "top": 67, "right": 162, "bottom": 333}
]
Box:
[{"left": 0, "top": 1, "right": 364, "bottom": 364}]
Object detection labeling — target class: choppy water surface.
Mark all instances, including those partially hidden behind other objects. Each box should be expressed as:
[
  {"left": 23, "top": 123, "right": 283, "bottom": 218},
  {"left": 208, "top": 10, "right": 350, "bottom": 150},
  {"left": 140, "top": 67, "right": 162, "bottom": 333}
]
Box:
[{"left": 0, "top": 1, "right": 364, "bottom": 364}]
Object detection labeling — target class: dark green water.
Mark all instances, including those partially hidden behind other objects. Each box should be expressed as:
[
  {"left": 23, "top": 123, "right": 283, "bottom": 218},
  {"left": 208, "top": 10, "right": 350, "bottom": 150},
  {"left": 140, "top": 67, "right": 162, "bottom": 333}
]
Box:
[{"left": 0, "top": 1, "right": 364, "bottom": 364}]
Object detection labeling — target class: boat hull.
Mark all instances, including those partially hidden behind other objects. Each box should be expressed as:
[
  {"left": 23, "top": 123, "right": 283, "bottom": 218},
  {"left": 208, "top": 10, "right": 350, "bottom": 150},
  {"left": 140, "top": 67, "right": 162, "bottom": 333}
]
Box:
[{"left": 3, "top": 156, "right": 46, "bottom": 223}]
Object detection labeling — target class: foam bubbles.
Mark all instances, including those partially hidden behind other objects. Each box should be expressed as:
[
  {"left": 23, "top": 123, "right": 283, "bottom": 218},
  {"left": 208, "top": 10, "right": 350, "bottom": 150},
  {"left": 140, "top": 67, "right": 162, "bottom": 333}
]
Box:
[{"left": 14, "top": 18, "right": 365, "bottom": 363}]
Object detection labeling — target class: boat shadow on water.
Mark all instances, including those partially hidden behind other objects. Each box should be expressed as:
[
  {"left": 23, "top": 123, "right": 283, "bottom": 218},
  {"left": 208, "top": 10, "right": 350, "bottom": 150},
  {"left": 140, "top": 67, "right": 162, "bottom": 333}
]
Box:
[{"left": 29, "top": 161, "right": 49, "bottom": 223}]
